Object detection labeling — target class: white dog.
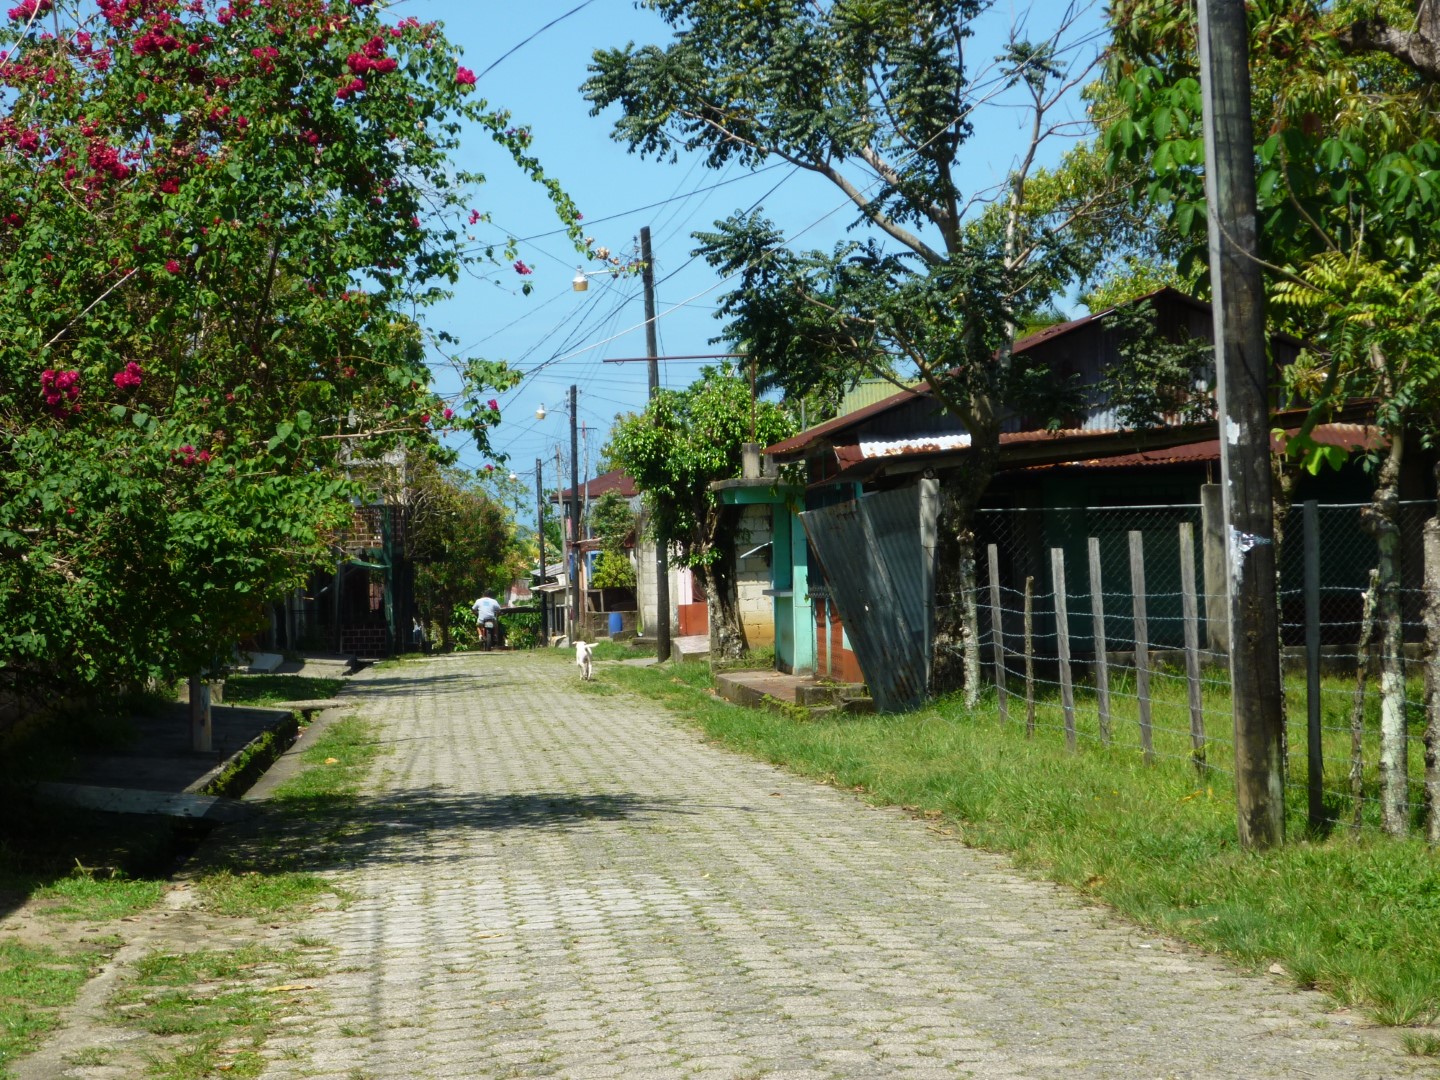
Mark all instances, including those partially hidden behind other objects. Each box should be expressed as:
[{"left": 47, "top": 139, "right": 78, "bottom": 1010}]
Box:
[{"left": 575, "top": 640, "right": 594, "bottom": 680}]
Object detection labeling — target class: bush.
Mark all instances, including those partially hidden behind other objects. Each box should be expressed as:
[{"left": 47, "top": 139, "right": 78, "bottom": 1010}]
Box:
[
  {"left": 591, "top": 550, "right": 637, "bottom": 588},
  {"left": 500, "top": 608, "right": 541, "bottom": 650}
]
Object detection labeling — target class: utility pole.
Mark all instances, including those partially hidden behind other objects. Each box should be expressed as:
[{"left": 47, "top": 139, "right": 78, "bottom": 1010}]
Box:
[
  {"left": 641, "top": 224, "right": 671, "bottom": 663},
  {"left": 569, "top": 383, "right": 582, "bottom": 641},
  {"left": 535, "top": 457, "right": 547, "bottom": 643},
  {"left": 1198, "top": 0, "right": 1285, "bottom": 848}
]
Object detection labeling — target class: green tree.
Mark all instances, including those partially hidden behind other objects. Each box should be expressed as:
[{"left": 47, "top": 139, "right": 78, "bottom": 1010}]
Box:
[
  {"left": 607, "top": 368, "right": 794, "bottom": 659},
  {"left": 1104, "top": 0, "right": 1440, "bottom": 834},
  {"left": 0, "top": 0, "right": 578, "bottom": 710},
  {"left": 586, "top": 0, "right": 1154, "bottom": 698},
  {"left": 589, "top": 491, "right": 637, "bottom": 589},
  {"left": 409, "top": 463, "right": 512, "bottom": 650}
]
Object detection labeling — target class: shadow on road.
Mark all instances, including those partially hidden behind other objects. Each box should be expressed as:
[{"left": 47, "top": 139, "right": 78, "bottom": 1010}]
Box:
[{"left": 203, "top": 786, "right": 689, "bottom": 879}]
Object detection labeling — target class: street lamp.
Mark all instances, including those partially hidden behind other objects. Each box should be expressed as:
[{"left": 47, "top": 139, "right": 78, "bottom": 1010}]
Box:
[{"left": 572, "top": 263, "right": 639, "bottom": 293}]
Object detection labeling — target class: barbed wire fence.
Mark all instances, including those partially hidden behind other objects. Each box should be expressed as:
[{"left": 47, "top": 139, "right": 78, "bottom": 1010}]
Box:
[{"left": 972, "top": 500, "right": 1436, "bottom": 839}]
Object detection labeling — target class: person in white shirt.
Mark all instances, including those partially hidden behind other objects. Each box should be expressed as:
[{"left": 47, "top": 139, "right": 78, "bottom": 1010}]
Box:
[{"left": 471, "top": 591, "right": 502, "bottom": 648}]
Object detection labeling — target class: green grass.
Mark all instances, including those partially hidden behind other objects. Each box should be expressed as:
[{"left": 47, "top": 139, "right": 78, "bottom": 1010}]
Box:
[
  {"left": 190, "top": 717, "right": 379, "bottom": 918},
  {"left": 269, "top": 715, "right": 381, "bottom": 804},
  {"left": 33, "top": 871, "right": 165, "bottom": 922},
  {"left": 589, "top": 640, "right": 655, "bottom": 662},
  {"left": 221, "top": 674, "right": 345, "bottom": 707},
  {"left": 0, "top": 939, "right": 109, "bottom": 1076},
  {"left": 606, "top": 658, "right": 1440, "bottom": 1027},
  {"left": 110, "top": 945, "right": 323, "bottom": 1079}
]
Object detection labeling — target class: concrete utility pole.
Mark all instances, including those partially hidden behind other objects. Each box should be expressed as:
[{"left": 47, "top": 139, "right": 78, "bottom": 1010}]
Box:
[
  {"left": 1197, "top": 0, "right": 1286, "bottom": 848},
  {"left": 535, "top": 457, "right": 547, "bottom": 642},
  {"left": 641, "top": 225, "right": 671, "bottom": 663},
  {"left": 570, "top": 383, "right": 582, "bottom": 640}
]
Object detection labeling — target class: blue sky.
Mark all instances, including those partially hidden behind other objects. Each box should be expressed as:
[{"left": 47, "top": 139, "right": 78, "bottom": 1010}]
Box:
[{"left": 413, "top": 0, "right": 1107, "bottom": 484}]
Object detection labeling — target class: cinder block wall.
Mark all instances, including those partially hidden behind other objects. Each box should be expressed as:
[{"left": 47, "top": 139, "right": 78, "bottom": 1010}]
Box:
[{"left": 735, "top": 505, "right": 774, "bottom": 648}]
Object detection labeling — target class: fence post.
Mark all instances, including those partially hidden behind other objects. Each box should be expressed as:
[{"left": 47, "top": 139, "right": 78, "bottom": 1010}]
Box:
[
  {"left": 1304, "top": 500, "right": 1324, "bottom": 831},
  {"left": 1088, "top": 537, "right": 1111, "bottom": 745},
  {"left": 988, "top": 544, "right": 1008, "bottom": 724},
  {"left": 1052, "top": 548, "right": 1077, "bottom": 751},
  {"left": 188, "top": 674, "right": 212, "bottom": 754},
  {"left": 1024, "top": 575, "right": 1036, "bottom": 738},
  {"left": 1179, "top": 523, "right": 1206, "bottom": 773},
  {"left": 1423, "top": 520, "right": 1440, "bottom": 845},
  {"left": 1129, "top": 530, "right": 1154, "bottom": 765},
  {"left": 1350, "top": 569, "right": 1379, "bottom": 834}
]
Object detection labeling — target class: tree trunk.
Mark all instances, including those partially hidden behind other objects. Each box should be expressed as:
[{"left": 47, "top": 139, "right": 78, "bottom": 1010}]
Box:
[
  {"left": 931, "top": 425, "right": 999, "bottom": 705},
  {"left": 1360, "top": 430, "right": 1409, "bottom": 836},
  {"left": 699, "top": 504, "right": 749, "bottom": 663}
]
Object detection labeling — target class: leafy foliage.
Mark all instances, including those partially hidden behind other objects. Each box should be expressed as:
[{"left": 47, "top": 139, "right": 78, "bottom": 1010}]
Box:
[
  {"left": 0, "top": 0, "right": 578, "bottom": 705},
  {"left": 409, "top": 463, "right": 511, "bottom": 648},
  {"left": 1095, "top": 298, "right": 1216, "bottom": 430},
  {"left": 608, "top": 369, "right": 793, "bottom": 569}
]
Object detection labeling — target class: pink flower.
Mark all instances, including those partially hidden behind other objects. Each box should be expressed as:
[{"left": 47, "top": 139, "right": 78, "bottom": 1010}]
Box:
[
  {"left": 486, "top": 399, "right": 498, "bottom": 411},
  {"left": 112, "top": 361, "right": 142, "bottom": 389},
  {"left": 419, "top": 413, "right": 430, "bottom": 425},
  {"left": 7, "top": 0, "right": 52, "bottom": 23},
  {"left": 455, "top": 66, "right": 476, "bottom": 86},
  {"left": 513, "top": 260, "right": 532, "bottom": 276},
  {"left": 164, "top": 259, "right": 180, "bottom": 274},
  {"left": 467, "top": 209, "right": 481, "bottom": 225},
  {"left": 442, "top": 407, "right": 454, "bottom": 420}
]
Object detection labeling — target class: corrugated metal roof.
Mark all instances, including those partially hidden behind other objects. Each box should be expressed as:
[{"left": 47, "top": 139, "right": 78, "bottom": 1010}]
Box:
[
  {"left": 555, "top": 469, "right": 639, "bottom": 501},
  {"left": 859, "top": 433, "right": 972, "bottom": 458},
  {"left": 1059, "top": 424, "right": 1384, "bottom": 469}
]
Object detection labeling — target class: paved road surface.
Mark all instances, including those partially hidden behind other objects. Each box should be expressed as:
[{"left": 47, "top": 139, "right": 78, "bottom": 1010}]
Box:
[{"left": 255, "top": 652, "right": 1419, "bottom": 1079}]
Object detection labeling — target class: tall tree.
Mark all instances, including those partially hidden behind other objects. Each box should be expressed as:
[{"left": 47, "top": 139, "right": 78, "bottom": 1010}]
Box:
[
  {"left": 409, "top": 463, "right": 512, "bottom": 650},
  {"left": 1106, "top": 0, "right": 1440, "bottom": 833},
  {"left": 586, "top": 0, "right": 1155, "bottom": 699},
  {"left": 0, "top": 0, "right": 579, "bottom": 714},
  {"left": 607, "top": 368, "right": 794, "bottom": 660}
]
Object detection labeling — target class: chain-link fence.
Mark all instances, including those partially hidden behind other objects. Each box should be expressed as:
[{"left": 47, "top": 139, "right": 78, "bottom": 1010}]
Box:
[{"left": 974, "top": 500, "right": 1436, "bottom": 838}]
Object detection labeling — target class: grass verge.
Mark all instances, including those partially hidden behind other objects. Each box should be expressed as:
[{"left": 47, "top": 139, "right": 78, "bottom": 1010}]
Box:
[
  {"left": 190, "top": 715, "right": 382, "bottom": 918},
  {"left": 220, "top": 674, "right": 344, "bottom": 707},
  {"left": 0, "top": 939, "right": 110, "bottom": 1077},
  {"left": 108, "top": 943, "right": 328, "bottom": 1079},
  {"left": 605, "top": 658, "right": 1440, "bottom": 1028}
]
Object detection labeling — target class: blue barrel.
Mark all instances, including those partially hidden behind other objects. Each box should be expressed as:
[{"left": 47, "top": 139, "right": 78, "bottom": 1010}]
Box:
[{"left": 608, "top": 612, "right": 623, "bottom": 637}]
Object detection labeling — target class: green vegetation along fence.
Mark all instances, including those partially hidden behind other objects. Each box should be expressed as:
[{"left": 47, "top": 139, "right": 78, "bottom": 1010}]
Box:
[{"left": 975, "top": 501, "right": 1436, "bottom": 838}]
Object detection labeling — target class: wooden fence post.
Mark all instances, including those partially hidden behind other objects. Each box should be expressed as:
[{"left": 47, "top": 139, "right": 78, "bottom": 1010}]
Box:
[
  {"left": 1179, "top": 522, "right": 1206, "bottom": 773},
  {"left": 1024, "top": 575, "right": 1036, "bottom": 738},
  {"left": 1424, "top": 520, "right": 1440, "bottom": 845},
  {"left": 1088, "top": 536, "right": 1111, "bottom": 746},
  {"left": 188, "top": 674, "right": 212, "bottom": 754},
  {"left": 1053, "top": 548, "right": 1077, "bottom": 751},
  {"left": 988, "top": 544, "right": 1008, "bottom": 724},
  {"left": 1129, "top": 530, "right": 1154, "bottom": 765},
  {"left": 1304, "top": 500, "right": 1324, "bottom": 831}
]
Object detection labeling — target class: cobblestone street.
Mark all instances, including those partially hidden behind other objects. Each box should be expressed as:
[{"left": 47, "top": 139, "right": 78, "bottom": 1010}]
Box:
[{"left": 256, "top": 652, "right": 1420, "bottom": 1079}]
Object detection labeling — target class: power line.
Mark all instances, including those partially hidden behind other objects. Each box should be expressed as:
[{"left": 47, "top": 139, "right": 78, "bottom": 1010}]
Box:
[{"left": 475, "top": 0, "right": 599, "bottom": 84}]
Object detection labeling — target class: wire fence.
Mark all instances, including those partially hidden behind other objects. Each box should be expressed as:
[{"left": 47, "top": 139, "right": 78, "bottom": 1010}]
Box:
[{"left": 973, "top": 500, "right": 1437, "bottom": 839}]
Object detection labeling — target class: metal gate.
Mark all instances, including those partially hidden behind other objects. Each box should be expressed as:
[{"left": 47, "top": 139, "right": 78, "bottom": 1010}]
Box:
[{"left": 800, "top": 479, "right": 940, "bottom": 712}]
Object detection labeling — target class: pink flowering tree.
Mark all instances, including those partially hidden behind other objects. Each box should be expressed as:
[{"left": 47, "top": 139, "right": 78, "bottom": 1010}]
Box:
[{"left": 0, "top": 0, "right": 579, "bottom": 708}]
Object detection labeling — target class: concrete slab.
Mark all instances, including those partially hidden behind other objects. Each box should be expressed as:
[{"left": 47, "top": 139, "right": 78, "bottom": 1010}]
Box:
[
  {"left": 670, "top": 634, "right": 710, "bottom": 663},
  {"left": 32, "top": 783, "right": 255, "bottom": 823},
  {"left": 242, "top": 651, "right": 284, "bottom": 673}
]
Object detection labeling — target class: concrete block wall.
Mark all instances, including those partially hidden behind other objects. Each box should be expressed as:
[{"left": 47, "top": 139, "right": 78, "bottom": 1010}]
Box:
[{"left": 735, "top": 505, "right": 775, "bottom": 648}]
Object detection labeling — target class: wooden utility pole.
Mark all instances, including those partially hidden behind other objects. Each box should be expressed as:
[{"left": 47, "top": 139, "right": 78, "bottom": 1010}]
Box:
[
  {"left": 570, "top": 383, "right": 582, "bottom": 640},
  {"left": 1198, "top": 0, "right": 1286, "bottom": 848},
  {"left": 641, "top": 226, "right": 671, "bottom": 663},
  {"left": 535, "top": 457, "right": 547, "bottom": 642}
]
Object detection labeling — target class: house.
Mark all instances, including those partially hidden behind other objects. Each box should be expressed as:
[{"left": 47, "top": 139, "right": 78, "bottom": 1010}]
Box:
[
  {"left": 753, "top": 290, "right": 1409, "bottom": 711},
  {"left": 555, "top": 468, "right": 696, "bottom": 640}
]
